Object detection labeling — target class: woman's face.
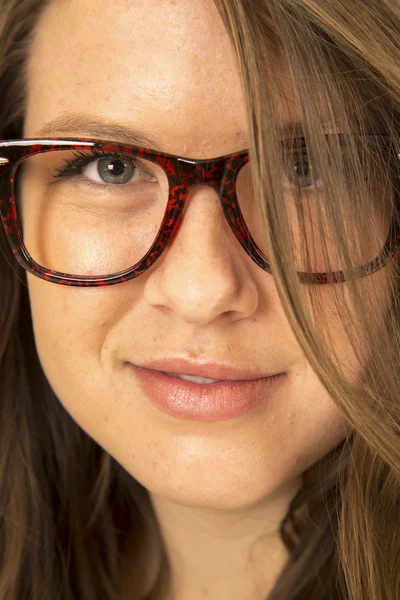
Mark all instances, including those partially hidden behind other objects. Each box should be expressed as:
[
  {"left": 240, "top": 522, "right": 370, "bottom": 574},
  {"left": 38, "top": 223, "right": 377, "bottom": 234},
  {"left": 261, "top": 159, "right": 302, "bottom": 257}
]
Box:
[{"left": 24, "top": 0, "right": 354, "bottom": 510}]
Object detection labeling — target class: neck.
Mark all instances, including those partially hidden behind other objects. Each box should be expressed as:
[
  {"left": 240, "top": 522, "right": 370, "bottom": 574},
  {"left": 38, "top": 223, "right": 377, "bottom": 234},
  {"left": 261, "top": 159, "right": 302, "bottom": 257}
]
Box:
[{"left": 145, "top": 475, "right": 301, "bottom": 600}]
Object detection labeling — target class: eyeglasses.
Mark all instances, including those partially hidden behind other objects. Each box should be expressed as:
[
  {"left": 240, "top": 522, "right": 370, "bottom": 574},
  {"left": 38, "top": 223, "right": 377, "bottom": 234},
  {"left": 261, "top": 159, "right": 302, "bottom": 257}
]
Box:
[{"left": 0, "top": 135, "right": 399, "bottom": 287}]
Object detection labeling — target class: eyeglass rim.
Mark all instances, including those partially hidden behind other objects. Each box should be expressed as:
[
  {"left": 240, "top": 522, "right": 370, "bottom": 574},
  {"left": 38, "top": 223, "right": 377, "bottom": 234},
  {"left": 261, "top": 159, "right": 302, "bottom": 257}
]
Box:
[{"left": 0, "top": 136, "right": 399, "bottom": 287}]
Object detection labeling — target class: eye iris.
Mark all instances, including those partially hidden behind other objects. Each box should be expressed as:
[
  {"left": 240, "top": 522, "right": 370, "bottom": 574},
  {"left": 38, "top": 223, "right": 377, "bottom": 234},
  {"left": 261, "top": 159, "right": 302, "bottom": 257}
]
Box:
[
  {"left": 97, "top": 157, "right": 134, "bottom": 184},
  {"left": 292, "top": 153, "right": 314, "bottom": 188}
]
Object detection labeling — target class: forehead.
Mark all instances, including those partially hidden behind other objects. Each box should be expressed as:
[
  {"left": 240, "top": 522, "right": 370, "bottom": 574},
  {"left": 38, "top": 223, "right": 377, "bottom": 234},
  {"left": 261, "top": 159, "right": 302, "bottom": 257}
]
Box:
[
  {"left": 24, "top": 0, "right": 257, "bottom": 157},
  {"left": 24, "top": 0, "right": 302, "bottom": 158}
]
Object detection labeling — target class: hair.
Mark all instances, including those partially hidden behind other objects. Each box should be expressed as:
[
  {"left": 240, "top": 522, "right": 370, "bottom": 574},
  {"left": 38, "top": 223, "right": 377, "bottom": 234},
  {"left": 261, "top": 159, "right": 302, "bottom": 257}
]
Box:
[{"left": 0, "top": 0, "right": 399, "bottom": 599}]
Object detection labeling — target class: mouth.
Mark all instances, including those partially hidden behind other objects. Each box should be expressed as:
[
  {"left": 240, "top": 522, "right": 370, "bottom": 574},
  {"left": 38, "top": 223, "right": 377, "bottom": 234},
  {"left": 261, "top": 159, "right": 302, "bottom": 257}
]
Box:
[
  {"left": 128, "top": 364, "right": 286, "bottom": 421},
  {"left": 132, "top": 358, "right": 282, "bottom": 382},
  {"left": 162, "top": 372, "right": 230, "bottom": 384}
]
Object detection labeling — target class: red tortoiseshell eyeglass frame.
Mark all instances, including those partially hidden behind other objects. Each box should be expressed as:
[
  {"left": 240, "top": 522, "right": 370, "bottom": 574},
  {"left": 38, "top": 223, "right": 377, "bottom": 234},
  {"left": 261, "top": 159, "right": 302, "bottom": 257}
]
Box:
[{"left": 0, "top": 136, "right": 399, "bottom": 287}]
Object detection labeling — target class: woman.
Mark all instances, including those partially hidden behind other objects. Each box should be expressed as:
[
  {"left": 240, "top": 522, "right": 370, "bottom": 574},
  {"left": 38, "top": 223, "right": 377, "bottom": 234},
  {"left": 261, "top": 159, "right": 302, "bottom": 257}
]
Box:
[{"left": 0, "top": 0, "right": 399, "bottom": 598}]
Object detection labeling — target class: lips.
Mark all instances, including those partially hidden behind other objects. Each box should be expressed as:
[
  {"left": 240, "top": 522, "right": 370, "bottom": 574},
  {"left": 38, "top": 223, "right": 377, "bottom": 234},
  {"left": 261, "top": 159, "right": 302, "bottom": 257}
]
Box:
[
  {"left": 133, "top": 358, "right": 283, "bottom": 382},
  {"left": 129, "top": 364, "right": 286, "bottom": 420}
]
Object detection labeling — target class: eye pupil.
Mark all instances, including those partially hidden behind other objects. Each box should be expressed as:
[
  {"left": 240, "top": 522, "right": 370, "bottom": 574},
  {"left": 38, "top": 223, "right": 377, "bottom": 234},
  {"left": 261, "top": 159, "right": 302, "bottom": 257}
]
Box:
[
  {"left": 294, "top": 157, "right": 309, "bottom": 177},
  {"left": 106, "top": 159, "right": 125, "bottom": 177}
]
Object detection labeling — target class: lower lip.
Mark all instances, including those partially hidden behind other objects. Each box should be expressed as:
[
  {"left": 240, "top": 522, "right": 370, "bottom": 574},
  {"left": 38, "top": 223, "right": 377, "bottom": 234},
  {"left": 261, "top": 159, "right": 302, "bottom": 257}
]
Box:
[{"left": 129, "top": 365, "right": 285, "bottom": 421}]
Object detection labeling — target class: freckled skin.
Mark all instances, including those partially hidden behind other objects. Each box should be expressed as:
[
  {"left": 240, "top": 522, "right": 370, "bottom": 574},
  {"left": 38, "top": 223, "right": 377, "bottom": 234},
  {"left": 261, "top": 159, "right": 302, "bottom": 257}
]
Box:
[{"left": 22, "top": 1, "right": 361, "bottom": 598}]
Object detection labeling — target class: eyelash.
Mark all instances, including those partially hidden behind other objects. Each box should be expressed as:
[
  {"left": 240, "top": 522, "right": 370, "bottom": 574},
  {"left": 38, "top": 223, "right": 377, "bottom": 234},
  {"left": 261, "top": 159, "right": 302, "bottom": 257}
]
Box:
[
  {"left": 51, "top": 140, "right": 320, "bottom": 191},
  {"left": 53, "top": 147, "right": 138, "bottom": 180}
]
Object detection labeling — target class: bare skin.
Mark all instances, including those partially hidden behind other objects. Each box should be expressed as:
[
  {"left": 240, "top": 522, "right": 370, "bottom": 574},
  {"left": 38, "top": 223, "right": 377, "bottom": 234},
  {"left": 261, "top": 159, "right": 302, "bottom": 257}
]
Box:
[{"left": 23, "top": 1, "right": 359, "bottom": 598}]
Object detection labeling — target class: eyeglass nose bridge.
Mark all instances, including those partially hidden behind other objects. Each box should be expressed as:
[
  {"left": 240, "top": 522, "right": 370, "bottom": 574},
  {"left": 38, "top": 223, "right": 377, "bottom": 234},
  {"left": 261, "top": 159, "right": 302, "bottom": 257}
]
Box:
[
  {"left": 175, "top": 153, "right": 250, "bottom": 226},
  {"left": 176, "top": 155, "right": 227, "bottom": 192},
  {"left": 176, "top": 152, "right": 249, "bottom": 194},
  {"left": 171, "top": 152, "right": 265, "bottom": 268},
  {"left": 175, "top": 157, "right": 239, "bottom": 245}
]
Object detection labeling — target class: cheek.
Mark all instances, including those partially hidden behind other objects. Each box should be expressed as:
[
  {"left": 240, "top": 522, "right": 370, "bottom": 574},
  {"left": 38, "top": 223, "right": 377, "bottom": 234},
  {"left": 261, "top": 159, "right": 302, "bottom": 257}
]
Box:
[
  {"left": 26, "top": 275, "right": 130, "bottom": 397},
  {"left": 26, "top": 276, "right": 137, "bottom": 449}
]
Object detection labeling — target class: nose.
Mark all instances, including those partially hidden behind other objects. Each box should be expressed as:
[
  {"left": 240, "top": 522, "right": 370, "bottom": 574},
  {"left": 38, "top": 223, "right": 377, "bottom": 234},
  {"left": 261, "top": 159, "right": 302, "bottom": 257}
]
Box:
[{"left": 143, "top": 182, "right": 259, "bottom": 325}]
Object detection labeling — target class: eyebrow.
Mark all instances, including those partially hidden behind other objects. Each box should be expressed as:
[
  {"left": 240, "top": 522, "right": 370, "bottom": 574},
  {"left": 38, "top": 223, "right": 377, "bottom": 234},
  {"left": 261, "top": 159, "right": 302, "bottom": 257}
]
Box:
[
  {"left": 35, "top": 111, "right": 335, "bottom": 152},
  {"left": 36, "top": 112, "right": 164, "bottom": 151}
]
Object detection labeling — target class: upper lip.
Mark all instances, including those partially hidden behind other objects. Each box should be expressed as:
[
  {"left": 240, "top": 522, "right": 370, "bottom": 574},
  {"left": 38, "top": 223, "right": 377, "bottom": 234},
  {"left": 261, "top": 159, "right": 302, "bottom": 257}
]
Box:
[{"left": 132, "top": 358, "right": 283, "bottom": 381}]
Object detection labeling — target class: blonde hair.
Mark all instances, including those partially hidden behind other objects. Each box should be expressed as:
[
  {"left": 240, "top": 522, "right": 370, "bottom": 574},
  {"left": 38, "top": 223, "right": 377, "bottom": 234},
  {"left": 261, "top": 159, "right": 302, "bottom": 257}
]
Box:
[{"left": 0, "top": 1, "right": 399, "bottom": 598}]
